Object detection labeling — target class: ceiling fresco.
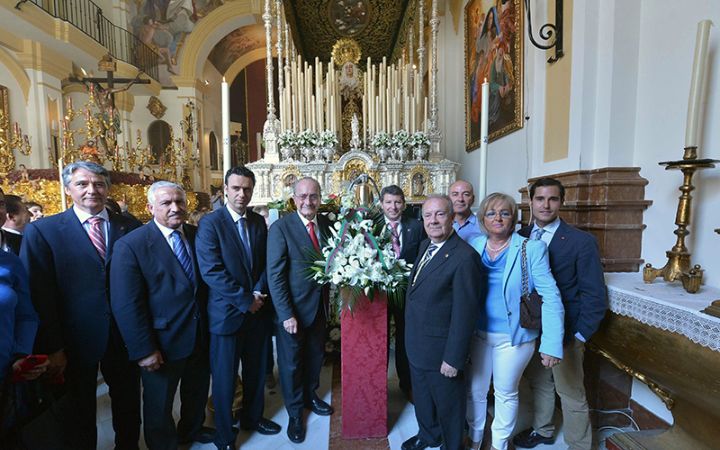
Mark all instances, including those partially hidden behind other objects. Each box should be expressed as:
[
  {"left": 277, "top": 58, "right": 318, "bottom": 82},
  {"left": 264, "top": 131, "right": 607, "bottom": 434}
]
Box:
[
  {"left": 208, "top": 25, "right": 268, "bottom": 75},
  {"left": 284, "top": 0, "right": 414, "bottom": 64}
]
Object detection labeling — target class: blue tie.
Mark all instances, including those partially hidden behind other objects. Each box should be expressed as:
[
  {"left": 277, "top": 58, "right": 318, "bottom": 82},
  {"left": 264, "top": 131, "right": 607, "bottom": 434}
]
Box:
[
  {"left": 237, "top": 218, "right": 252, "bottom": 269},
  {"left": 532, "top": 228, "right": 546, "bottom": 241},
  {"left": 171, "top": 230, "right": 195, "bottom": 286}
]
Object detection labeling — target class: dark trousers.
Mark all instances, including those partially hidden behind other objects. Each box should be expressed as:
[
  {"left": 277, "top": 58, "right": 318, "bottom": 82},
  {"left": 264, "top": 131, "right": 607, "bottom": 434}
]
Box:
[
  {"left": 210, "top": 314, "right": 272, "bottom": 447},
  {"left": 409, "top": 363, "right": 466, "bottom": 450},
  {"left": 388, "top": 302, "right": 411, "bottom": 392},
  {"left": 54, "top": 330, "right": 141, "bottom": 450},
  {"left": 140, "top": 336, "right": 209, "bottom": 450},
  {"left": 275, "top": 307, "right": 326, "bottom": 418}
]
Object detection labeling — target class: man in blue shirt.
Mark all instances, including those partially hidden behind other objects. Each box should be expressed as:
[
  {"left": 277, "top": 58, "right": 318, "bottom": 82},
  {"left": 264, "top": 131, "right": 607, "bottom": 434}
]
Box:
[{"left": 449, "top": 180, "right": 483, "bottom": 242}]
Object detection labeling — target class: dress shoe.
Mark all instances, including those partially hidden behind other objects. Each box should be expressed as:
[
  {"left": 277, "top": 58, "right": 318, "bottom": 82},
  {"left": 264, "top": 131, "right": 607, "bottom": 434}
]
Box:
[
  {"left": 215, "top": 445, "right": 236, "bottom": 450},
  {"left": 512, "top": 429, "right": 554, "bottom": 448},
  {"left": 178, "top": 426, "right": 216, "bottom": 444},
  {"left": 240, "top": 417, "right": 281, "bottom": 435},
  {"left": 401, "top": 434, "right": 433, "bottom": 450},
  {"left": 287, "top": 416, "right": 305, "bottom": 443},
  {"left": 306, "top": 395, "right": 334, "bottom": 416}
]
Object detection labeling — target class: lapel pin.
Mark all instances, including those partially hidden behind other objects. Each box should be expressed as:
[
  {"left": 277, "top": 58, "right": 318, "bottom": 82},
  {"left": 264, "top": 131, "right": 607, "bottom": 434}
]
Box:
[{"left": 445, "top": 253, "right": 449, "bottom": 258}]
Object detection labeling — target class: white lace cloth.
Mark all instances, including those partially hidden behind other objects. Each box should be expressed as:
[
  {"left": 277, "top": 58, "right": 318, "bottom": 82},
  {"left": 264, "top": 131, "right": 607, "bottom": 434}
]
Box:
[{"left": 605, "top": 273, "right": 720, "bottom": 352}]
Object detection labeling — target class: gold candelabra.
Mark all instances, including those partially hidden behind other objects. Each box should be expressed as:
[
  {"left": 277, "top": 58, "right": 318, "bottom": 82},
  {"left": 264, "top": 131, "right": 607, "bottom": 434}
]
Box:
[
  {"left": 0, "top": 110, "right": 32, "bottom": 175},
  {"left": 643, "top": 146, "right": 719, "bottom": 293}
]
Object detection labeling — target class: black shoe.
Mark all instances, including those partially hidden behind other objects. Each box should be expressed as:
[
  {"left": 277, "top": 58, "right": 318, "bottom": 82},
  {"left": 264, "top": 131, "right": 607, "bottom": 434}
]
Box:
[
  {"left": 513, "top": 429, "right": 554, "bottom": 448},
  {"left": 179, "top": 426, "right": 216, "bottom": 444},
  {"left": 240, "top": 417, "right": 281, "bottom": 435},
  {"left": 401, "top": 435, "right": 430, "bottom": 450},
  {"left": 287, "top": 417, "right": 305, "bottom": 443},
  {"left": 306, "top": 395, "right": 334, "bottom": 416}
]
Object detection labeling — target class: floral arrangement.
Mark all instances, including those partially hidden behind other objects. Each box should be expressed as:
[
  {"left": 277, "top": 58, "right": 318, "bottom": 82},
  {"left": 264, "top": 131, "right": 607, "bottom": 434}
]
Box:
[
  {"left": 408, "top": 131, "right": 430, "bottom": 149},
  {"left": 370, "top": 131, "right": 392, "bottom": 148},
  {"left": 316, "top": 130, "right": 338, "bottom": 148},
  {"left": 308, "top": 197, "right": 412, "bottom": 310},
  {"left": 277, "top": 130, "right": 298, "bottom": 148},
  {"left": 297, "top": 129, "right": 319, "bottom": 148},
  {"left": 391, "top": 130, "right": 410, "bottom": 148}
]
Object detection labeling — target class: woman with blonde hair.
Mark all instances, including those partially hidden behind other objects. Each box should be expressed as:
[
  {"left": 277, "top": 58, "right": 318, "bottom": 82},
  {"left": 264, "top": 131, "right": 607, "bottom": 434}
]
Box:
[{"left": 465, "top": 192, "right": 564, "bottom": 450}]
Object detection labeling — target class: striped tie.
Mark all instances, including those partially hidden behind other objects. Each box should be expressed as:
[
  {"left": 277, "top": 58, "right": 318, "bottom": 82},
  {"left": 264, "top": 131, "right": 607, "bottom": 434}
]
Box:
[
  {"left": 171, "top": 230, "right": 195, "bottom": 285},
  {"left": 87, "top": 216, "right": 106, "bottom": 260},
  {"left": 412, "top": 243, "right": 438, "bottom": 285},
  {"left": 390, "top": 222, "right": 401, "bottom": 258}
]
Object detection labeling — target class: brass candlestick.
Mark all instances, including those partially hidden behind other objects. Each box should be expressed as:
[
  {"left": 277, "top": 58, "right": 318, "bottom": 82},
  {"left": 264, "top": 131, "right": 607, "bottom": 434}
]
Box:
[{"left": 643, "top": 146, "right": 719, "bottom": 293}]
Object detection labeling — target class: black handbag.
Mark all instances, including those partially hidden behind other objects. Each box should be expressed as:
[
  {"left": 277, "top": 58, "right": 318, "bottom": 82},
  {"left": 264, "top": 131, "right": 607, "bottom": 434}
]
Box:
[{"left": 520, "top": 239, "right": 543, "bottom": 329}]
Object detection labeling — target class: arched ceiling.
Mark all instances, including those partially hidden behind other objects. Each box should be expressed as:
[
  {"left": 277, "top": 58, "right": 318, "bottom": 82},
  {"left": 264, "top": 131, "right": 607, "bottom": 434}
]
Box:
[{"left": 207, "top": 24, "right": 268, "bottom": 75}]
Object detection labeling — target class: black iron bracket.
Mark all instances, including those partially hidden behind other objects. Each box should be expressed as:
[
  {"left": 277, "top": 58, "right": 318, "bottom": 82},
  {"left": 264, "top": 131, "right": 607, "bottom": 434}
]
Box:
[{"left": 525, "top": 0, "right": 564, "bottom": 64}]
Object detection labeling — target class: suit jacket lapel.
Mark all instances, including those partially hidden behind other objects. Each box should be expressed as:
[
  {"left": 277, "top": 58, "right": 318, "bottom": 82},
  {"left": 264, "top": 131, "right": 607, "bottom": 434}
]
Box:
[
  {"left": 220, "top": 208, "right": 252, "bottom": 277},
  {"left": 411, "top": 234, "right": 459, "bottom": 291},
  {"left": 147, "top": 221, "right": 187, "bottom": 288},
  {"left": 106, "top": 215, "right": 129, "bottom": 262},
  {"left": 549, "top": 220, "right": 568, "bottom": 253},
  {"left": 502, "top": 233, "right": 524, "bottom": 298},
  {"left": 290, "top": 212, "right": 317, "bottom": 249},
  {"left": 182, "top": 223, "right": 201, "bottom": 294},
  {"left": 61, "top": 209, "right": 104, "bottom": 264}
]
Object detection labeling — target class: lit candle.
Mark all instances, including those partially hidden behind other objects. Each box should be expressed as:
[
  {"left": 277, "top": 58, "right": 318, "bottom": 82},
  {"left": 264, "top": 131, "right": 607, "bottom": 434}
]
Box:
[
  {"left": 14, "top": 122, "right": 20, "bottom": 136},
  {"left": 221, "top": 76, "right": 230, "bottom": 177},
  {"left": 66, "top": 97, "right": 73, "bottom": 110},
  {"left": 685, "top": 20, "right": 713, "bottom": 149},
  {"left": 478, "top": 78, "right": 490, "bottom": 200}
]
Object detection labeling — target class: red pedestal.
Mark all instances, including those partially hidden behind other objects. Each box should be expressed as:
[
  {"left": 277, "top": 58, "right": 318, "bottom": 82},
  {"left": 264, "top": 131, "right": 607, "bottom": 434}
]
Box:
[{"left": 340, "top": 293, "right": 388, "bottom": 439}]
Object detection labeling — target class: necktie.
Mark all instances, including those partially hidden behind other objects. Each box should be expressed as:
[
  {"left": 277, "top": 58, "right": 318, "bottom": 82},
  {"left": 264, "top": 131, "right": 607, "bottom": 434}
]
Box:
[
  {"left": 237, "top": 217, "right": 252, "bottom": 268},
  {"left": 87, "top": 216, "right": 106, "bottom": 260},
  {"left": 390, "top": 222, "right": 401, "bottom": 258},
  {"left": 531, "top": 228, "right": 546, "bottom": 241},
  {"left": 307, "top": 221, "right": 320, "bottom": 251},
  {"left": 171, "top": 230, "right": 195, "bottom": 285},
  {"left": 412, "top": 243, "right": 438, "bottom": 285}
]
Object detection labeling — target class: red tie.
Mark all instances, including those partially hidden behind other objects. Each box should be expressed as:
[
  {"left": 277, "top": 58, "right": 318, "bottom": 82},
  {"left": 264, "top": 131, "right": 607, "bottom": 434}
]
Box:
[
  {"left": 307, "top": 221, "right": 320, "bottom": 251},
  {"left": 87, "top": 216, "right": 106, "bottom": 259}
]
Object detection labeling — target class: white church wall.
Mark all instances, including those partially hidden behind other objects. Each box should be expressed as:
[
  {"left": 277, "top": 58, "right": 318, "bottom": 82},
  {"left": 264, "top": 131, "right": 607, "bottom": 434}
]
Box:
[
  {"left": 633, "top": 0, "right": 720, "bottom": 288},
  {"left": 0, "top": 57, "right": 33, "bottom": 168}
]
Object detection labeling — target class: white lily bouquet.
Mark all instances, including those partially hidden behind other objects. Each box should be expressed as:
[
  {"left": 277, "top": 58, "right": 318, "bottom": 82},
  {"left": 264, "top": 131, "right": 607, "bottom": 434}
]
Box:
[{"left": 307, "top": 197, "right": 412, "bottom": 311}]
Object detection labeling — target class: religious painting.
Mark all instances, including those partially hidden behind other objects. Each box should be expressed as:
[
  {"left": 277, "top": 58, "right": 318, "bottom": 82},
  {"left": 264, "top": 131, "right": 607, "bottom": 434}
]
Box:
[
  {"left": 328, "top": 0, "right": 371, "bottom": 36},
  {"left": 207, "top": 25, "right": 266, "bottom": 75},
  {"left": 465, "top": 0, "right": 523, "bottom": 151},
  {"left": 129, "top": 0, "right": 224, "bottom": 86}
]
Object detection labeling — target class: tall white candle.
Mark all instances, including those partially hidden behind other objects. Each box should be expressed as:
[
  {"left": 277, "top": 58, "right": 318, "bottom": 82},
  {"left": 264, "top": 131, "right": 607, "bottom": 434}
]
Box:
[
  {"left": 222, "top": 77, "right": 230, "bottom": 177},
  {"left": 685, "top": 20, "right": 713, "bottom": 149},
  {"left": 478, "top": 79, "right": 490, "bottom": 200},
  {"left": 59, "top": 158, "right": 67, "bottom": 210}
]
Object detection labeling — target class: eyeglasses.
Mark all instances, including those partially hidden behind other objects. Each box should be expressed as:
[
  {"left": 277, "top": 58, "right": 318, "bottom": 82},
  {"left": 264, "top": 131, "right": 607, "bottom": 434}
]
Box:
[{"left": 484, "top": 210, "right": 513, "bottom": 220}]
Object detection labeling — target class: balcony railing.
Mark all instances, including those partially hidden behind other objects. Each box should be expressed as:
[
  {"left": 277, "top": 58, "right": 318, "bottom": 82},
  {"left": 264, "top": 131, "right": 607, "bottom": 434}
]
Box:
[{"left": 22, "top": 0, "right": 160, "bottom": 81}]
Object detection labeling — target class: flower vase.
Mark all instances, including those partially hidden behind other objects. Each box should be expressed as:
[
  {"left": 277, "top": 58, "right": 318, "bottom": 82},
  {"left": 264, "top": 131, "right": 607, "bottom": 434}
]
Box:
[
  {"left": 322, "top": 146, "right": 335, "bottom": 162},
  {"left": 393, "top": 145, "right": 408, "bottom": 162},
  {"left": 280, "top": 145, "right": 295, "bottom": 161},
  {"left": 301, "top": 146, "right": 314, "bottom": 163},
  {"left": 413, "top": 144, "right": 428, "bottom": 161},
  {"left": 376, "top": 147, "right": 389, "bottom": 162},
  {"left": 340, "top": 290, "right": 388, "bottom": 438}
]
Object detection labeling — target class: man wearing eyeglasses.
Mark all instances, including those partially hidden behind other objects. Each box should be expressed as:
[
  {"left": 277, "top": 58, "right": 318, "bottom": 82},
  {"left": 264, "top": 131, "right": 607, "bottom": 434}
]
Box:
[
  {"left": 267, "top": 177, "right": 334, "bottom": 444},
  {"left": 514, "top": 177, "right": 607, "bottom": 450}
]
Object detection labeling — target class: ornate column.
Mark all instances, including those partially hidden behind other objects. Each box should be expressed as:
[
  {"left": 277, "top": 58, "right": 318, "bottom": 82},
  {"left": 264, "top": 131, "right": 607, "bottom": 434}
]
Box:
[
  {"left": 417, "top": 0, "right": 425, "bottom": 81},
  {"left": 276, "top": 0, "right": 284, "bottom": 131},
  {"left": 262, "top": 0, "right": 280, "bottom": 163},
  {"left": 408, "top": 27, "right": 414, "bottom": 70},
  {"left": 428, "top": 0, "right": 442, "bottom": 161}
]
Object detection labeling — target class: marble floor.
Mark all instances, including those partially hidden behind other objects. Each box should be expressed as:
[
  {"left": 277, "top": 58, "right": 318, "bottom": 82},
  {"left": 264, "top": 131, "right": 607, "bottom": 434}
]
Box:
[{"left": 96, "top": 346, "right": 622, "bottom": 450}]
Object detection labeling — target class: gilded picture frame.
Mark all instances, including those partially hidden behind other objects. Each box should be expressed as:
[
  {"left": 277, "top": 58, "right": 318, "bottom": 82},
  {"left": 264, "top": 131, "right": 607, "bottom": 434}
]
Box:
[{"left": 464, "top": 0, "right": 523, "bottom": 151}]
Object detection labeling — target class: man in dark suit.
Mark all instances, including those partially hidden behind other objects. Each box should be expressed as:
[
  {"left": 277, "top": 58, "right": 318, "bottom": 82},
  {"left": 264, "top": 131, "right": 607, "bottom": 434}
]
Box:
[
  {"left": 379, "top": 184, "right": 425, "bottom": 399},
  {"left": 197, "top": 167, "right": 280, "bottom": 450},
  {"left": 514, "top": 177, "right": 607, "bottom": 450},
  {"left": 1, "top": 194, "right": 28, "bottom": 254},
  {"left": 20, "top": 161, "right": 141, "bottom": 450},
  {"left": 111, "top": 181, "right": 214, "bottom": 450},
  {"left": 268, "top": 177, "right": 333, "bottom": 444},
  {"left": 0, "top": 188, "right": 21, "bottom": 255},
  {"left": 402, "top": 194, "right": 485, "bottom": 450}
]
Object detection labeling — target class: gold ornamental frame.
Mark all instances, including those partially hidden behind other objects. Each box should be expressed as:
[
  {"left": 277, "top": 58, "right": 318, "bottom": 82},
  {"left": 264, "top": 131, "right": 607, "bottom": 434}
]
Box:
[
  {"left": 403, "top": 165, "right": 433, "bottom": 202},
  {"left": 275, "top": 165, "right": 302, "bottom": 199},
  {"left": 464, "top": 0, "right": 524, "bottom": 151},
  {"left": 331, "top": 158, "right": 379, "bottom": 194}
]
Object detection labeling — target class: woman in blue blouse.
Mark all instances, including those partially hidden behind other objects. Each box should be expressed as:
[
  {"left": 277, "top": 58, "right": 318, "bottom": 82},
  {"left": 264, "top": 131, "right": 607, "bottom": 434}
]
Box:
[
  {"left": 465, "top": 193, "right": 564, "bottom": 450},
  {"left": 0, "top": 248, "right": 41, "bottom": 387}
]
